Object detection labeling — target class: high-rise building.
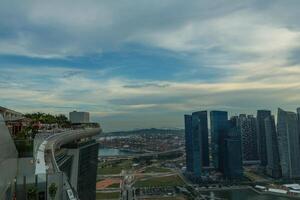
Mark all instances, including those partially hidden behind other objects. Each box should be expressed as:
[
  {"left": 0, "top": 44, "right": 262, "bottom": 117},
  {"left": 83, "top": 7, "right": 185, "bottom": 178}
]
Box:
[
  {"left": 257, "top": 110, "right": 271, "bottom": 167},
  {"left": 264, "top": 115, "right": 281, "bottom": 178},
  {"left": 184, "top": 111, "right": 210, "bottom": 176},
  {"left": 210, "top": 111, "right": 228, "bottom": 170},
  {"left": 239, "top": 115, "right": 259, "bottom": 161},
  {"left": 69, "top": 111, "right": 90, "bottom": 124},
  {"left": 297, "top": 108, "right": 300, "bottom": 134},
  {"left": 192, "top": 111, "right": 209, "bottom": 167},
  {"left": 184, "top": 115, "right": 202, "bottom": 177},
  {"left": 277, "top": 108, "right": 300, "bottom": 179},
  {"left": 184, "top": 115, "right": 194, "bottom": 174},
  {"left": 223, "top": 127, "right": 243, "bottom": 179}
]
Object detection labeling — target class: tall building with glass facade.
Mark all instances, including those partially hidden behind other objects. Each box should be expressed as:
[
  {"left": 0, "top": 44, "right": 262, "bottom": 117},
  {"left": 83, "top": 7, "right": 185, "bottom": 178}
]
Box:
[
  {"left": 184, "top": 115, "right": 202, "bottom": 177},
  {"left": 257, "top": 110, "right": 271, "bottom": 167},
  {"left": 185, "top": 115, "right": 194, "bottom": 174},
  {"left": 297, "top": 108, "right": 300, "bottom": 134},
  {"left": 192, "top": 111, "right": 209, "bottom": 167},
  {"left": 223, "top": 127, "right": 243, "bottom": 179},
  {"left": 239, "top": 115, "right": 258, "bottom": 161},
  {"left": 210, "top": 111, "right": 228, "bottom": 170},
  {"left": 264, "top": 115, "right": 281, "bottom": 178},
  {"left": 277, "top": 108, "right": 300, "bottom": 179}
]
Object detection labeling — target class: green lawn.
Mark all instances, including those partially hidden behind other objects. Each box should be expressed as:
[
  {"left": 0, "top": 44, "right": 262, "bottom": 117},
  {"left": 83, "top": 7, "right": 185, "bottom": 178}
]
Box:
[
  {"left": 143, "top": 166, "right": 172, "bottom": 173},
  {"left": 98, "top": 160, "right": 132, "bottom": 175},
  {"left": 134, "top": 175, "right": 186, "bottom": 188},
  {"left": 96, "top": 192, "right": 120, "bottom": 199}
]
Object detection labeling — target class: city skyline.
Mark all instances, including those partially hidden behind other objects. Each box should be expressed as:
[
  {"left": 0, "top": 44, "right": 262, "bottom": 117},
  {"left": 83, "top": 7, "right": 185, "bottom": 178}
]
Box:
[{"left": 1, "top": 1, "right": 300, "bottom": 131}]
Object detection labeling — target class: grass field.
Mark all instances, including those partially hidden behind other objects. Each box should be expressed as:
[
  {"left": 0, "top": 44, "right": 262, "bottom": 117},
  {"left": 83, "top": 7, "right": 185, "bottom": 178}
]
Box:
[
  {"left": 134, "top": 175, "right": 186, "bottom": 188},
  {"left": 143, "top": 166, "right": 172, "bottom": 173},
  {"left": 98, "top": 160, "right": 132, "bottom": 175},
  {"left": 96, "top": 192, "right": 120, "bottom": 199}
]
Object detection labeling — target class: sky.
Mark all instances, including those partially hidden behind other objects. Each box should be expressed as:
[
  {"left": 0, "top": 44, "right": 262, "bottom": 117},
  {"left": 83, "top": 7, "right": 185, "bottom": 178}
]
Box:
[{"left": 1, "top": 0, "right": 300, "bottom": 131}]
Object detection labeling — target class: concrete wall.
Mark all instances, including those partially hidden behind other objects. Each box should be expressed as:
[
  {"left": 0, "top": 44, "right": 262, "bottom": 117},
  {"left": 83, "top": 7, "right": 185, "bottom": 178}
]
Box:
[{"left": 0, "top": 115, "right": 18, "bottom": 199}]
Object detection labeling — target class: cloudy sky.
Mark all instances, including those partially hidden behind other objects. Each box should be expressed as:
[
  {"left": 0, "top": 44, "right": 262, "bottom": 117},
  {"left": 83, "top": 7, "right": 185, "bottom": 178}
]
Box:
[{"left": 1, "top": 0, "right": 300, "bottom": 131}]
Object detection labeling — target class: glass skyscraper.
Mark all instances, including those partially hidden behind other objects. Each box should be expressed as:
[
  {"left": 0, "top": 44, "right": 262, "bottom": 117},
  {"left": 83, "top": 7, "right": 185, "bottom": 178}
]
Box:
[
  {"left": 192, "top": 111, "right": 209, "bottom": 167},
  {"left": 184, "top": 114, "right": 202, "bottom": 177},
  {"left": 185, "top": 115, "right": 194, "bottom": 174},
  {"left": 277, "top": 108, "right": 300, "bottom": 179},
  {"left": 264, "top": 115, "right": 281, "bottom": 178},
  {"left": 210, "top": 111, "right": 228, "bottom": 170},
  {"left": 184, "top": 111, "right": 210, "bottom": 177},
  {"left": 257, "top": 110, "right": 271, "bottom": 167},
  {"left": 223, "top": 127, "right": 243, "bottom": 179}
]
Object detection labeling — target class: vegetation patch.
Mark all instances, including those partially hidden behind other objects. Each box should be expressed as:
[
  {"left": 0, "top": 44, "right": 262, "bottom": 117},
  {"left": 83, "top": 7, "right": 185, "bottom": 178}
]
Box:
[
  {"left": 96, "top": 192, "right": 120, "bottom": 199},
  {"left": 134, "top": 175, "right": 186, "bottom": 188},
  {"left": 143, "top": 166, "right": 172, "bottom": 173},
  {"left": 98, "top": 159, "right": 133, "bottom": 175}
]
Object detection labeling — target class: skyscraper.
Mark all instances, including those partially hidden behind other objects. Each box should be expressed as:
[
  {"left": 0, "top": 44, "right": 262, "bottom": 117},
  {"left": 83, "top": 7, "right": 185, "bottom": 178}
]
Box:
[
  {"left": 223, "top": 127, "right": 243, "bottom": 179},
  {"left": 257, "top": 110, "right": 271, "bottom": 167},
  {"left": 277, "top": 108, "right": 300, "bottom": 179},
  {"left": 210, "top": 111, "right": 228, "bottom": 170},
  {"left": 192, "top": 111, "right": 209, "bottom": 167},
  {"left": 184, "top": 115, "right": 194, "bottom": 174},
  {"left": 264, "top": 115, "right": 281, "bottom": 178},
  {"left": 297, "top": 108, "right": 300, "bottom": 134},
  {"left": 184, "top": 114, "right": 202, "bottom": 177},
  {"left": 239, "top": 115, "right": 259, "bottom": 161}
]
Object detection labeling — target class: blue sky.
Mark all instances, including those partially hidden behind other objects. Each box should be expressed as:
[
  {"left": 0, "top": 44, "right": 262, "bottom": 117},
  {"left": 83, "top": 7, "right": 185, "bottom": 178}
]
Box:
[{"left": 1, "top": 0, "right": 300, "bottom": 131}]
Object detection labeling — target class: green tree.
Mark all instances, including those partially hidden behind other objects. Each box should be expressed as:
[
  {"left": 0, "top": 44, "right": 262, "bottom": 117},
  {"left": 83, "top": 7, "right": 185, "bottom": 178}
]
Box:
[
  {"left": 27, "top": 186, "right": 37, "bottom": 200},
  {"left": 49, "top": 183, "right": 58, "bottom": 200}
]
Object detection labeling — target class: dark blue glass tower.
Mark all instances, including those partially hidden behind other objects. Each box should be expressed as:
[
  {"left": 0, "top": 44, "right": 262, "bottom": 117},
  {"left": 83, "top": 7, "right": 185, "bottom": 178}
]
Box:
[
  {"left": 192, "top": 111, "right": 209, "bottom": 167},
  {"left": 185, "top": 115, "right": 194, "bottom": 173},
  {"left": 265, "top": 115, "right": 281, "bottom": 178},
  {"left": 257, "top": 110, "right": 271, "bottom": 167},
  {"left": 223, "top": 127, "right": 243, "bottom": 179},
  {"left": 210, "top": 111, "right": 228, "bottom": 170},
  {"left": 184, "top": 110, "right": 210, "bottom": 177},
  {"left": 184, "top": 114, "right": 202, "bottom": 177}
]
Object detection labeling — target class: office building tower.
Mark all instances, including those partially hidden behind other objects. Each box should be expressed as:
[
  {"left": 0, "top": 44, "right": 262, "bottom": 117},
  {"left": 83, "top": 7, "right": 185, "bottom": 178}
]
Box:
[
  {"left": 184, "top": 115, "right": 202, "bottom": 177},
  {"left": 264, "top": 115, "right": 281, "bottom": 178},
  {"left": 192, "top": 111, "right": 209, "bottom": 167},
  {"left": 185, "top": 115, "right": 194, "bottom": 174},
  {"left": 239, "top": 115, "right": 259, "bottom": 161},
  {"left": 257, "top": 110, "right": 271, "bottom": 166},
  {"left": 69, "top": 111, "right": 90, "bottom": 124},
  {"left": 277, "top": 108, "right": 300, "bottom": 179},
  {"left": 297, "top": 108, "right": 300, "bottom": 134},
  {"left": 229, "top": 116, "right": 239, "bottom": 127},
  {"left": 210, "top": 111, "right": 228, "bottom": 170},
  {"left": 223, "top": 127, "right": 243, "bottom": 179},
  {"left": 184, "top": 111, "right": 210, "bottom": 176}
]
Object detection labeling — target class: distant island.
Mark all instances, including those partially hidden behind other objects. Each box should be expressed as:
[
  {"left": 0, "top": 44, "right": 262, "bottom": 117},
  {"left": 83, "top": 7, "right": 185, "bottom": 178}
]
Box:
[{"left": 103, "top": 128, "right": 184, "bottom": 136}]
